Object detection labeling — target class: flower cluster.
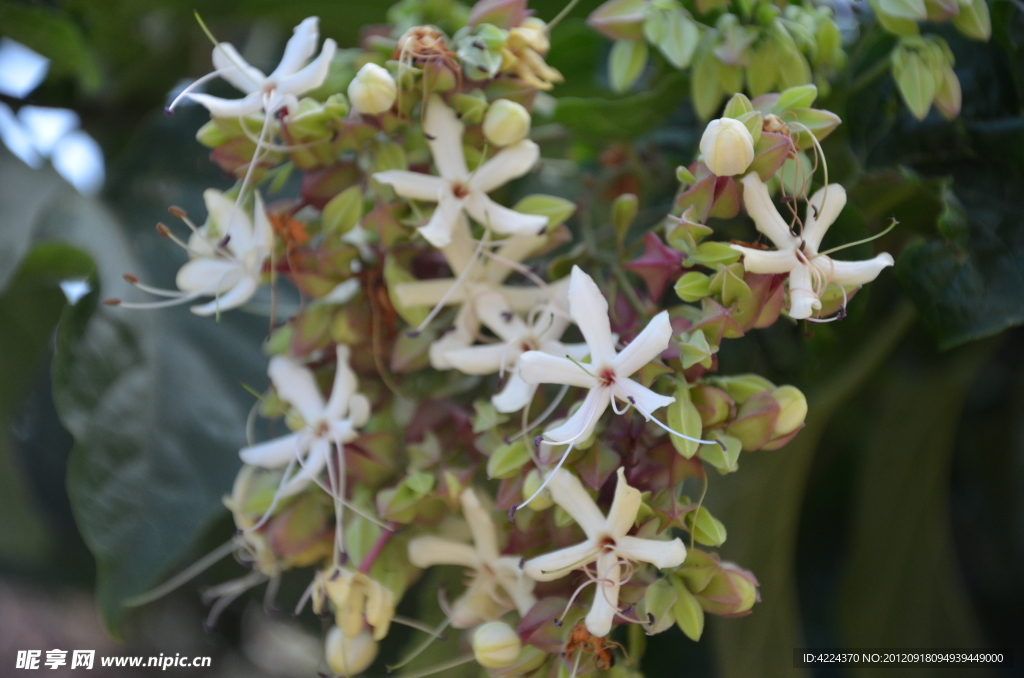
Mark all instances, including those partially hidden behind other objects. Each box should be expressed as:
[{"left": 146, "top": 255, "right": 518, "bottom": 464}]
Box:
[{"left": 120, "top": 2, "right": 894, "bottom": 675}]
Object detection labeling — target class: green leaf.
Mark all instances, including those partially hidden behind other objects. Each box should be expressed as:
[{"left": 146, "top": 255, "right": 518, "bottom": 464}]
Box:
[
  {"left": 772, "top": 84, "right": 818, "bottom": 113},
  {"left": 891, "top": 45, "right": 936, "bottom": 120},
  {"left": 609, "top": 39, "right": 649, "bottom": 93},
  {"left": 612, "top": 193, "right": 639, "bottom": 247},
  {"left": 672, "top": 577, "right": 705, "bottom": 640},
  {"left": 648, "top": 7, "right": 700, "bottom": 68},
  {"left": 0, "top": 4, "right": 102, "bottom": 92},
  {"left": 684, "top": 506, "right": 728, "bottom": 546},
  {"left": 487, "top": 440, "right": 531, "bottom": 479},
  {"left": 322, "top": 185, "right": 364, "bottom": 235},
  {"left": 692, "top": 52, "right": 724, "bottom": 121},
  {"left": 667, "top": 379, "right": 705, "bottom": 457},
  {"left": 953, "top": 0, "right": 992, "bottom": 40},
  {"left": 553, "top": 71, "right": 688, "bottom": 140},
  {"left": 513, "top": 194, "right": 577, "bottom": 230},
  {"left": 588, "top": 0, "right": 650, "bottom": 41},
  {"left": 878, "top": 0, "right": 929, "bottom": 20},
  {"left": 675, "top": 271, "right": 712, "bottom": 302},
  {"left": 697, "top": 432, "right": 742, "bottom": 473}
]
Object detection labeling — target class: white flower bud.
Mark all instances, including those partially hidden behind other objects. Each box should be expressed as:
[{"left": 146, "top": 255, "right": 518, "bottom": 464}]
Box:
[
  {"left": 771, "top": 385, "right": 807, "bottom": 436},
  {"left": 483, "top": 99, "right": 531, "bottom": 147},
  {"left": 522, "top": 469, "right": 554, "bottom": 510},
  {"left": 348, "top": 63, "right": 397, "bottom": 115},
  {"left": 472, "top": 621, "right": 522, "bottom": 668},
  {"left": 326, "top": 626, "right": 379, "bottom": 675},
  {"left": 699, "top": 117, "right": 755, "bottom": 177}
]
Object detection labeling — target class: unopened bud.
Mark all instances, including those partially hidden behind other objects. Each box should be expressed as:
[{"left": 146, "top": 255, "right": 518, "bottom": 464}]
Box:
[
  {"left": 522, "top": 469, "right": 554, "bottom": 510},
  {"left": 771, "top": 385, "right": 807, "bottom": 436},
  {"left": 348, "top": 63, "right": 397, "bottom": 115},
  {"left": 472, "top": 621, "right": 522, "bottom": 668},
  {"left": 483, "top": 99, "right": 531, "bottom": 147},
  {"left": 325, "top": 627, "right": 379, "bottom": 675},
  {"left": 699, "top": 118, "right": 755, "bottom": 177},
  {"left": 722, "top": 562, "right": 760, "bottom": 615}
]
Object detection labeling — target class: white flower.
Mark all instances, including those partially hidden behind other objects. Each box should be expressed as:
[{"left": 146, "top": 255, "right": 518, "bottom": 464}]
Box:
[
  {"left": 240, "top": 345, "right": 369, "bottom": 497},
  {"left": 326, "top": 627, "right": 378, "bottom": 676},
  {"left": 347, "top": 62, "right": 397, "bottom": 115},
  {"left": 116, "top": 189, "right": 272, "bottom": 316},
  {"left": 699, "top": 118, "right": 755, "bottom": 177},
  {"left": 407, "top": 488, "right": 536, "bottom": 628},
  {"left": 443, "top": 290, "right": 589, "bottom": 413},
  {"left": 373, "top": 95, "right": 547, "bottom": 247},
  {"left": 186, "top": 17, "right": 337, "bottom": 118},
  {"left": 523, "top": 468, "right": 686, "bottom": 637},
  {"left": 518, "top": 266, "right": 676, "bottom": 447},
  {"left": 731, "top": 172, "right": 894, "bottom": 320},
  {"left": 394, "top": 216, "right": 567, "bottom": 370}
]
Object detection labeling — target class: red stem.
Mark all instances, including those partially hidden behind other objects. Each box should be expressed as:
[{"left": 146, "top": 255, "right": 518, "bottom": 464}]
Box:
[{"left": 357, "top": 521, "right": 399, "bottom": 574}]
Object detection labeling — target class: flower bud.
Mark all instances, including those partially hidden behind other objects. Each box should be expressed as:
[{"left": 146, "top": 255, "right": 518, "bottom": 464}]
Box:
[
  {"left": 348, "top": 63, "right": 397, "bottom": 115},
  {"left": 472, "top": 621, "right": 522, "bottom": 668},
  {"left": 325, "top": 627, "right": 379, "bottom": 675},
  {"left": 721, "top": 562, "right": 760, "bottom": 615},
  {"left": 522, "top": 469, "right": 554, "bottom": 510},
  {"left": 771, "top": 385, "right": 807, "bottom": 436},
  {"left": 483, "top": 99, "right": 531, "bottom": 146},
  {"left": 699, "top": 118, "right": 755, "bottom": 177}
]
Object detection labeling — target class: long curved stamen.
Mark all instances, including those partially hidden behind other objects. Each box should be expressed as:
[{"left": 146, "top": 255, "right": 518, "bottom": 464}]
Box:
[
  {"left": 410, "top": 228, "right": 491, "bottom": 337},
  {"left": 166, "top": 68, "right": 239, "bottom": 112},
  {"left": 817, "top": 218, "right": 899, "bottom": 257},
  {"left": 238, "top": 116, "right": 324, "bottom": 152},
  {"left": 202, "top": 571, "right": 268, "bottom": 631},
  {"left": 122, "top": 539, "right": 237, "bottom": 608},
  {"left": 112, "top": 291, "right": 206, "bottom": 310},
  {"left": 193, "top": 11, "right": 264, "bottom": 92},
  {"left": 386, "top": 617, "right": 452, "bottom": 671},
  {"left": 507, "top": 383, "right": 570, "bottom": 444},
  {"left": 123, "top": 276, "right": 193, "bottom": 298},
  {"left": 293, "top": 577, "right": 317, "bottom": 616},
  {"left": 263, "top": 573, "right": 281, "bottom": 613},
  {"left": 245, "top": 453, "right": 301, "bottom": 534},
  {"left": 391, "top": 654, "right": 475, "bottom": 678},
  {"left": 628, "top": 398, "right": 722, "bottom": 447},
  {"left": 323, "top": 440, "right": 346, "bottom": 568}
]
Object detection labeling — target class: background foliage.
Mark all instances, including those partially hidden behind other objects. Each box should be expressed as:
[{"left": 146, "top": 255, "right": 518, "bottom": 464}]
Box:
[{"left": 1, "top": 0, "right": 1023, "bottom": 675}]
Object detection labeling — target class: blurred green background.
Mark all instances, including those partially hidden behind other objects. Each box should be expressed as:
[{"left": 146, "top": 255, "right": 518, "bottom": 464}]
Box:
[{"left": 1, "top": 0, "right": 1023, "bottom": 676}]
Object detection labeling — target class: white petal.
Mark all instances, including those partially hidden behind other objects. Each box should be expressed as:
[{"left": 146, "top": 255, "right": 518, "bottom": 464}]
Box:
[
  {"left": 465, "top": 193, "right": 548, "bottom": 236},
  {"left": 585, "top": 551, "right": 621, "bottom": 637},
  {"left": 546, "top": 468, "right": 607, "bottom": 539},
  {"left": 568, "top": 266, "right": 617, "bottom": 366},
  {"left": 429, "top": 305, "right": 477, "bottom": 370},
  {"left": 468, "top": 140, "right": 540, "bottom": 193},
  {"left": 188, "top": 275, "right": 259, "bottom": 316},
  {"left": 561, "top": 341, "right": 592, "bottom": 362},
  {"left": 612, "top": 310, "right": 672, "bottom": 378},
  {"left": 268, "top": 17, "right": 320, "bottom": 80},
  {"left": 523, "top": 540, "right": 600, "bottom": 581},
  {"left": 439, "top": 214, "right": 474, "bottom": 275},
  {"left": 827, "top": 252, "right": 895, "bottom": 286},
  {"left": 518, "top": 351, "right": 598, "bottom": 389},
  {"left": 175, "top": 258, "right": 243, "bottom": 294},
  {"left": 281, "top": 437, "right": 329, "bottom": 496},
  {"left": 324, "top": 344, "right": 358, "bottom": 421},
  {"left": 394, "top": 279, "right": 461, "bottom": 309},
  {"left": 449, "top": 576, "right": 505, "bottom": 628},
  {"left": 268, "top": 355, "right": 326, "bottom": 424},
  {"left": 239, "top": 431, "right": 305, "bottom": 468},
  {"left": 423, "top": 95, "right": 468, "bottom": 181},
  {"left": 605, "top": 467, "right": 641, "bottom": 539},
  {"left": 542, "top": 387, "right": 610, "bottom": 445},
  {"left": 740, "top": 172, "right": 800, "bottom": 249},
  {"left": 211, "top": 42, "right": 265, "bottom": 94},
  {"left": 803, "top": 183, "right": 847, "bottom": 255},
  {"left": 615, "top": 535, "right": 686, "bottom": 570},
  {"left": 418, "top": 195, "right": 464, "bottom": 248},
  {"left": 475, "top": 291, "right": 530, "bottom": 342},
  {"left": 252, "top": 192, "right": 274, "bottom": 253},
  {"left": 460, "top": 488, "right": 500, "bottom": 563},
  {"left": 787, "top": 264, "right": 820, "bottom": 320},
  {"left": 347, "top": 393, "right": 371, "bottom": 428},
  {"left": 732, "top": 245, "right": 800, "bottom": 274},
  {"left": 188, "top": 91, "right": 264, "bottom": 118},
  {"left": 373, "top": 170, "right": 445, "bottom": 202},
  {"left": 407, "top": 535, "right": 480, "bottom": 569},
  {"left": 485, "top": 233, "right": 548, "bottom": 283},
  {"left": 613, "top": 378, "right": 675, "bottom": 419},
  {"left": 493, "top": 558, "right": 537, "bottom": 616},
  {"left": 492, "top": 373, "right": 536, "bottom": 413},
  {"left": 203, "top": 189, "right": 254, "bottom": 252},
  {"left": 502, "top": 284, "right": 563, "bottom": 313},
  {"left": 275, "top": 39, "right": 337, "bottom": 97},
  {"left": 444, "top": 344, "right": 509, "bottom": 375}
]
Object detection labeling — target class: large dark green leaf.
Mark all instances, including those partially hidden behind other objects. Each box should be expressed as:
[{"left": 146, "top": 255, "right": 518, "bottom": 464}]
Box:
[
  {"left": 553, "top": 71, "right": 687, "bottom": 140},
  {"left": 837, "top": 340, "right": 995, "bottom": 676},
  {"left": 0, "top": 243, "right": 95, "bottom": 566}
]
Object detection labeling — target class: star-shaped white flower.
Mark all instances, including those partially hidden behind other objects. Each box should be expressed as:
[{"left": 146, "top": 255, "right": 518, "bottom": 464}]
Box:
[
  {"left": 116, "top": 189, "right": 272, "bottom": 316},
  {"left": 373, "top": 95, "right": 547, "bottom": 247},
  {"left": 731, "top": 172, "right": 894, "bottom": 320},
  {"left": 444, "top": 290, "right": 589, "bottom": 413},
  {"left": 186, "top": 17, "right": 337, "bottom": 118},
  {"left": 395, "top": 216, "right": 567, "bottom": 369},
  {"left": 408, "top": 488, "right": 536, "bottom": 628},
  {"left": 523, "top": 468, "right": 686, "bottom": 637},
  {"left": 240, "top": 344, "right": 369, "bottom": 497},
  {"left": 518, "top": 266, "right": 676, "bottom": 447}
]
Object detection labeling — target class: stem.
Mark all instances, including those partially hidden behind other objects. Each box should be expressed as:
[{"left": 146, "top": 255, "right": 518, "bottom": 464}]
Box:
[
  {"left": 613, "top": 264, "right": 648, "bottom": 320},
  {"left": 358, "top": 521, "right": 398, "bottom": 574},
  {"left": 548, "top": 0, "right": 584, "bottom": 30}
]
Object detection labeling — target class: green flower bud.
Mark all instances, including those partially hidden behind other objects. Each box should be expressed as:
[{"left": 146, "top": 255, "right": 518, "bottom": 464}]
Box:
[
  {"left": 472, "top": 621, "right": 522, "bottom": 668},
  {"left": 699, "top": 118, "right": 755, "bottom": 177},
  {"left": 326, "top": 627, "right": 379, "bottom": 676},
  {"left": 721, "top": 562, "right": 760, "bottom": 614},
  {"left": 522, "top": 469, "right": 554, "bottom": 510},
  {"left": 347, "top": 63, "right": 397, "bottom": 115},
  {"left": 483, "top": 99, "right": 531, "bottom": 146},
  {"left": 771, "top": 385, "right": 807, "bottom": 436}
]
